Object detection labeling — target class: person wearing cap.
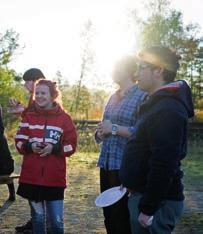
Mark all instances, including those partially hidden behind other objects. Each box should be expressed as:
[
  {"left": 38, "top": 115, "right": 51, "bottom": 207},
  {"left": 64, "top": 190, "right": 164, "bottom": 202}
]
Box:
[
  {"left": 95, "top": 56, "right": 146, "bottom": 234},
  {"left": 120, "top": 46, "right": 194, "bottom": 234},
  {"left": 11, "top": 68, "right": 45, "bottom": 233},
  {"left": 9, "top": 68, "right": 45, "bottom": 116}
]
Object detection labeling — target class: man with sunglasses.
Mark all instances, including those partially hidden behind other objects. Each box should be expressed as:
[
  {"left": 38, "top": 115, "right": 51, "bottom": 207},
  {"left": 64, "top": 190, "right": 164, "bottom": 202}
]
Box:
[{"left": 120, "top": 46, "right": 194, "bottom": 234}]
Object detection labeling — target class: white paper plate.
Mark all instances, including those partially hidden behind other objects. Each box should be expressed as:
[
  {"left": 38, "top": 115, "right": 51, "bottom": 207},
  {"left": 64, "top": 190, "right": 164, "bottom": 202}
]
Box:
[{"left": 95, "top": 186, "right": 127, "bottom": 207}]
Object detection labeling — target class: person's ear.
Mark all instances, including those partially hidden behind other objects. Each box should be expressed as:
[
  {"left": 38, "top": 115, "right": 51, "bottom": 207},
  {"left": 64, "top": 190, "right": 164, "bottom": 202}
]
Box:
[{"left": 153, "top": 67, "right": 164, "bottom": 77}]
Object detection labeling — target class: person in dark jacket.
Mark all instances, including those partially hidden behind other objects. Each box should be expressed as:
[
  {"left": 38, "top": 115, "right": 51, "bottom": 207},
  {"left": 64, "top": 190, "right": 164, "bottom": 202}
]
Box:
[
  {"left": 120, "top": 46, "right": 194, "bottom": 234},
  {"left": 15, "top": 79, "right": 77, "bottom": 234},
  {"left": 0, "top": 105, "right": 15, "bottom": 201}
]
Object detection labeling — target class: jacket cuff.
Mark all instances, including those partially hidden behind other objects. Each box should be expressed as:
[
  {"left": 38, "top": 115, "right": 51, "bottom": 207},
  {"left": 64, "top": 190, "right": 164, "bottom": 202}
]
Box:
[
  {"left": 138, "top": 197, "right": 161, "bottom": 215},
  {"left": 52, "top": 142, "right": 61, "bottom": 155},
  {"left": 128, "top": 126, "right": 136, "bottom": 136},
  {"left": 23, "top": 142, "right": 33, "bottom": 153},
  {"left": 138, "top": 203, "right": 157, "bottom": 216}
]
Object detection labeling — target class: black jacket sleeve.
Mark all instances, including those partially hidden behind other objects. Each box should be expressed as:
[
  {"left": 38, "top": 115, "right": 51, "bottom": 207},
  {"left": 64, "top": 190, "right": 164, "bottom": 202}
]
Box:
[
  {"left": 0, "top": 113, "right": 4, "bottom": 136},
  {"left": 0, "top": 113, "right": 12, "bottom": 163}
]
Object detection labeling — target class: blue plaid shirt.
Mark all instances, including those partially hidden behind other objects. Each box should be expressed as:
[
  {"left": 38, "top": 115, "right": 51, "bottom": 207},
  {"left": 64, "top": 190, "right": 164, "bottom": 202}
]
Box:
[{"left": 97, "top": 85, "right": 146, "bottom": 170}]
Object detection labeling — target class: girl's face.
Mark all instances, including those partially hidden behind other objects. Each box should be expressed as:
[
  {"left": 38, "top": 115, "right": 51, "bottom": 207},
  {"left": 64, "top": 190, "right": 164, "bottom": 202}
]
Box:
[{"left": 35, "top": 84, "right": 53, "bottom": 109}]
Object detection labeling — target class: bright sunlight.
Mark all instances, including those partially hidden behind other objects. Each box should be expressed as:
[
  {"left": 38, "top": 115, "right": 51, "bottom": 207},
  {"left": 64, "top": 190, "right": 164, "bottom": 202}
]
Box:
[
  {"left": 1, "top": 0, "right": 140, "bottom": 90},
  {"left": 73, "top": 1, "right": 140, "bottom": 89}
]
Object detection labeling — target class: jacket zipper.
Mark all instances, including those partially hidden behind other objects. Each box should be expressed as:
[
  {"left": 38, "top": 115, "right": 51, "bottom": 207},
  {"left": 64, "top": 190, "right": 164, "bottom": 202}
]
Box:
[{"left": 41, "top": 114, "right": 48, "bottom": 178}]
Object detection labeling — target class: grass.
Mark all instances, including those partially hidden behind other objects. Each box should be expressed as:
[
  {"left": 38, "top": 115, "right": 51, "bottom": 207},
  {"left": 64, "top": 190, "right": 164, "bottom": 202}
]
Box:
[
  {"left": 12, "top": 143, "right": 203, "bottom": 188},
  {"left": 8, "top": 142, "right": 203, "bottom": 231},
  {"left": 11, "top": 142, "right": 203, "bottom": 191},
  {"left": 177, "top": 143, "right": 203, "bottom": 228},
  {"left": 180, "top": 213, "right": 203, "bottom": 226},
  {"left": 182, "top": 144, "right": 203, "bottom": 191}
]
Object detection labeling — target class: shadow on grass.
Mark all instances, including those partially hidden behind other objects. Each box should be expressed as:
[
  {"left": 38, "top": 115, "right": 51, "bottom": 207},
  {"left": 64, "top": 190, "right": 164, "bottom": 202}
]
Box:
[
  {"left": 0, "top": 200, "right": 15, "bottom": 215},
  {"left": 8, "top": 145, "right": 203, "bottom": 233}
]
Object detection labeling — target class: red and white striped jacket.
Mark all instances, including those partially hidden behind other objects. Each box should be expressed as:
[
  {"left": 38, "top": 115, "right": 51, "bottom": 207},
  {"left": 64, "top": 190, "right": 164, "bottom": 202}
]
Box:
[{"left": 15, "top": 103, "right": 77, "bottom": 187}]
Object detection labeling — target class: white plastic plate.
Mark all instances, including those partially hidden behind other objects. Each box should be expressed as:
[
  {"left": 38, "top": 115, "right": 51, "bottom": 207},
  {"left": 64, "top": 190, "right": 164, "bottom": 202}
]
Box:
[{"left": 95, "top": 186, "right": 127, "bottom": 207}]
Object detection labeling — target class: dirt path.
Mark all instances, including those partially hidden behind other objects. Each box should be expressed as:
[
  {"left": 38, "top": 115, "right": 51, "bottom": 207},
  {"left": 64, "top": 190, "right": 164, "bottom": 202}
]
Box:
[
  {"left": 0, "top": 153, "right": 105, "bottom": 234},
  {"left": 0, "top": 153, "right": 203, "bottom": 234}
]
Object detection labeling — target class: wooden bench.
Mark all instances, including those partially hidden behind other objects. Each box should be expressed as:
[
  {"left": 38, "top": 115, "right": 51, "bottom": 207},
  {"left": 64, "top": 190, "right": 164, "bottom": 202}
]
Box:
[{"left": 0, "top": 174, "right": 19, "bottom": 184}]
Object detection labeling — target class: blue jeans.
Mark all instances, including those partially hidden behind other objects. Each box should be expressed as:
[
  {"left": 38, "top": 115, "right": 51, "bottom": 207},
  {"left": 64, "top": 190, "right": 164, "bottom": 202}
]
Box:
[
  {"left": 128, "top": 192, "right": 183, "bottom": 234},
  {"left": 29, "top": 200, "right": 64, "bottom": 234}
]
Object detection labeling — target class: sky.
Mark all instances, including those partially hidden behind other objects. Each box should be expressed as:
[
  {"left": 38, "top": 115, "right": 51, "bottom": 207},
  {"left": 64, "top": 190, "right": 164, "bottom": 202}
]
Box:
[{"left": 0, "top": 0, "right": 203, "bottom": 89}]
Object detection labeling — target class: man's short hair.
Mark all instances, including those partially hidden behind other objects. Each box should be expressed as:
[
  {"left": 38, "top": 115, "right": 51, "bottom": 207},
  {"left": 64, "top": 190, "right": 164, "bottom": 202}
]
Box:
[
  {"left": 138, "top": 46, "right": 181, "bottom": 83},
  {"left": 23, "top": 68, "right": 45, "bottom": 81}
]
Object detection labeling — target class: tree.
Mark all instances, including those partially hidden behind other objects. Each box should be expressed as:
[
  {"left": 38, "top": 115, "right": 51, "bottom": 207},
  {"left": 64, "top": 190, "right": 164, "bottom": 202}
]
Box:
[
  {"left": 63, "top": 84, "right": 91, "bottom": 119},
  {"left": 184, "top": 38, "right": 203, "bottom": 107},
  {"left": 90, "top": 89, "right": 109, "bottom": 120},
  {"left": 139, "top": 0, "right": 200, "bottom": 50},
  {"left": 0, "top": 30, "right": 19, "bottom": 66},
  {"left": 72, "top": 19, "right": 96, "bottom": 118},
  {"left": 130, "top": 0, "right": 201, "bottom": 107},
  {"left": 0, "top": 30, "right": 23, "bottom": 129},
  {"left": 53, "top": 70, "right": 63, "bottom": 88}
]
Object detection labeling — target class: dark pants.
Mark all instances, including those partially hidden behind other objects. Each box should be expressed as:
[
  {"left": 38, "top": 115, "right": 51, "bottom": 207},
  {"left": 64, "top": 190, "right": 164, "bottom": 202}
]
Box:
[
  {"left": 100, "top": 168, "right": 131, "bottom": 234},
  {"left": 0, "top": 157, "right": 15, "bottom": 200}
]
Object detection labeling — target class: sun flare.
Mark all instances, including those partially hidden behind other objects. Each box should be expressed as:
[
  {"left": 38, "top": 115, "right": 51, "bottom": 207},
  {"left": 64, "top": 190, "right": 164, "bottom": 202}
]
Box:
[
  {"left": 6, "top": 0, "right": 141, "bottom": 89},
  {"left": 85, "top": 2, "right": 138, "bottom": 83}
]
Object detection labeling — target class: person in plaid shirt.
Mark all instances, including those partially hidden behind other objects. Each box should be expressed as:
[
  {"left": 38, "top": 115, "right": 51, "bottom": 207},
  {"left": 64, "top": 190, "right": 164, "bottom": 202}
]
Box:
[{"left": 95, "top": 56, "right": 146, "bottom": 234}]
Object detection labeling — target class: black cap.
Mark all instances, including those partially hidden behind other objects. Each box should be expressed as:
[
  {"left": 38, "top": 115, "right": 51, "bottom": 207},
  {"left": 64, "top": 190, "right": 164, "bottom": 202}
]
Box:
[{"left": 23, "top": 68, "right": 45, "bottom": 81}]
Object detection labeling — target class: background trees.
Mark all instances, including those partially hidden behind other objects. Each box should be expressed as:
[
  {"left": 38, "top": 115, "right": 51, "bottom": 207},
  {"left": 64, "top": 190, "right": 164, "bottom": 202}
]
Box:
[
  {"left": 0, "top": 0, "right": 203, "bottom": 125},
  {"left": 132, "top": 0, "right": 202, "bottom": 109},
  {"left": 0, "top": 30, "right": 27, "bottom": 129}
]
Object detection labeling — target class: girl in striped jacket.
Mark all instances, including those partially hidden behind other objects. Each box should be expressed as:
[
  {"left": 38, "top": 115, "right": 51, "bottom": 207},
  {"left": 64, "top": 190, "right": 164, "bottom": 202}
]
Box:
[{"left": 15, "top": 79, "right": 77, "bottom": 234}]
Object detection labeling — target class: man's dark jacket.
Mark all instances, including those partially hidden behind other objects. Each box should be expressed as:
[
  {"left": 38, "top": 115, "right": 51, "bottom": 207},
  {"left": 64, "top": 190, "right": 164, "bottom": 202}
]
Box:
[
  {"left": 0, "top": 110, "right": 14, "bottom": 175},
  {"left": 120, "top": 80, "right": 194, "bottom": 215}
]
